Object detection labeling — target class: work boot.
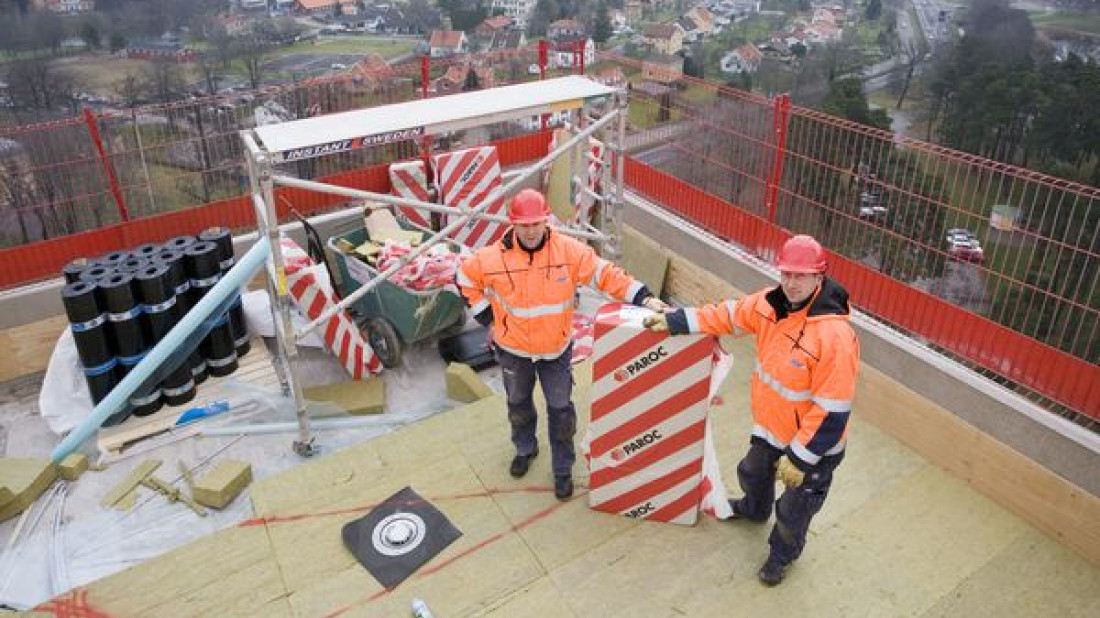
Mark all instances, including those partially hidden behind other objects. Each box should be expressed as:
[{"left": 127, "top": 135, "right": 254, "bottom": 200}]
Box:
[
  {"left": 725, "top": 499, "right": 767, "bottom": 523},
  {"left": 509, "top": 448, "right": 538, "bottom": 478},
  {"left": 554, "top": 475, "right": 574, "bottom": 500},
  {"left": 757, "top": 557, "right": 788, "bottom": 587}
]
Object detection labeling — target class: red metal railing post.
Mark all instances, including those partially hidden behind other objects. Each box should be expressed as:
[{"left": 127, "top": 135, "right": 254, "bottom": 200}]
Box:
[
  {"left": 538, "top": 40, "right": 547, "bottom": 80},
  {"left": 420, "top": 54, "right": 430, "bottom": 98},
  {"left": 419, "top": 54, "right": 433, "bottom": 175},
  {"left": 82, "top": 107, "right": 129, "bottom": 222},
  {"left": 539, "top": 40, "right": 548, "bottom": 130},
  {"left": 763, "top": 93, "right": 791, "bottom": 239}
]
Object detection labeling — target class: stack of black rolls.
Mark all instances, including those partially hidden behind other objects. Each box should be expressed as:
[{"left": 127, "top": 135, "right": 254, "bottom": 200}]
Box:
[{"left": 59, "top": 229, "right": 250, "bottom": 425}]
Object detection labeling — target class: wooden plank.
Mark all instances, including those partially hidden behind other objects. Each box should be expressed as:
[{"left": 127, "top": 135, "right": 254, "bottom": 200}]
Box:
[
  {"left": 0, "top": 316, "right": 67, "bottom": 382},
  {"left": 101, "top": 460, "right": 161, "bottom": 509},
  {"left": 857, "top": 365, "right": 1100, "bottom": 566},
  {"left": 96, "top": 339, "right": 275, "bottom": 456}
]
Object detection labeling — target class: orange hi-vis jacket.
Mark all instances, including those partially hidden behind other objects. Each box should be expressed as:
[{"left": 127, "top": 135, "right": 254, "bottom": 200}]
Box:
[
  {"left": 666, "top": 278, "right": 859, "bottom": 470},
  {"left": 457, "top": 228, "right": 649, "bottom": 361}
]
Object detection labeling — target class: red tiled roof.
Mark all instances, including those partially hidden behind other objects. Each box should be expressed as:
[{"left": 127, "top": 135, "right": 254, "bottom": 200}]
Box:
[
  {"left": 430, "top": 30, "right": 465, "bottom": 48},
  {"left": 644, "top": 23, "right": 681, "bottom": 40},
  {"left": 296, "top": 0, "right": 337, "bottom": 9}
]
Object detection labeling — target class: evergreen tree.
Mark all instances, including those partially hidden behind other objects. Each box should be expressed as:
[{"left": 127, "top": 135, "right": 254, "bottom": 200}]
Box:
[
  {"left": 463, "top": 66, "right": 481, "bottom": 91},
  {"left": 866, "top": 0, "right": 882, "bottom": 20},
  {"left": 593, "top": 2, "right": 613, "bottom": 43}
]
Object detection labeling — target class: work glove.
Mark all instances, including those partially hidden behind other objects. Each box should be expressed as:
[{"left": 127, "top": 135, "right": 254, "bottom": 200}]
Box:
[
  {"left": 776, "top": 456, "right": 805, "bottom": 488},
  {"left": 642, "top": 314, "right": 669, "bottom": 332},
  {"left": 643, "top": 296, "right": 671, "bottom": 313}
]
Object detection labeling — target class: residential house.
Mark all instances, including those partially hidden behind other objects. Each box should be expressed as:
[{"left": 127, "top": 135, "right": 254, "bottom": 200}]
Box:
[
  {"left": 486, "top": 29, "right": 527, "bottom": 58},
  {"left": 237, "top": 0, "right": 268, "bottom": 10},
  {"left": 378, "top": 4, "right": 440, "bottom": 34},
  {"left": 804, "top": 22, "right": 841, "bottom": 43},
  {"left": 42, "top": 0, "right": 95, "bottom": 13},
  {"left": 610, "top": 10, "right": 628, "bottom": 31},
  {"left": 589, "top": 66, "right": 627, "bottom": 89},
  {"left": 124, "top": 40, "right": 198, "bottom": 62},
  {"left": 547, "top": 19, "right": 586, "bottom": 39},
  {"left": 429, "top": 30, "right": 468, "bottom": 57},
  {"left": 625, "top": 1, "right": 644, "bottom": 22},
  {"left": 294, "top": 0, "right": 339, "bottom": 15},
  {"left": 474, "top": 15, "right": 513, "bottom": 39},
  {"left": 491, "top": 0, "right": 538, "bottom": 29},
  {"left": 643, "top": 23, "right": 685, "bottom": 56},
  {"left": 549, "top": 35, "right": 595, "bottom": 69},
  {"left": 720, "top": 43, "right": 762, "bottom": 74},
  {"left": 339, "top": 0, "right": 360, "bottom": 16},
  {"left": 677, "top": 16, "right": 702, "bottom": 43},
  {"left": 348, "top": 53, "right": 400, "bottom": 92},
  {"left": 685, "top": 6, "right": 716, "bottom": 35},
  {"left": 433, "top": 65, "right": 496, "bottom": 94},
  {"left": 641, "top": 52, "right": 682, "bottom": 84},
  {"left": 813, "top": 6, "right": 846, "bottom": 27},
  {"left": 212, "top": 13, "right": 250, "bottom": 36}
]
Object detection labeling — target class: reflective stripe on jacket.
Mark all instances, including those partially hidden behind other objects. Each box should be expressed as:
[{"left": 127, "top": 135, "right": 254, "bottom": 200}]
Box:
[
  {"left": 458, "top": 228, "right": 647, "bottom": 360},
  {"left": 667, "top": 277, "right": 859, "bottom": 469}
]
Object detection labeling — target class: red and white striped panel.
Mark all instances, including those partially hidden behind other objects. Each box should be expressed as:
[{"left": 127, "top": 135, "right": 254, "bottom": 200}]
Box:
[
  {"left": 433, "top": 146, "right": 506, "bottom": 249},
  {"left": 571, "top": 311, "right": 595, "bottom": 365},
  {"left": 587, "top": 303, "right": 716, "bottom": 525},
  {"left": 280, "top": 238, "right": 382, "bottom": 379},
  {"left": 388, "top": 160, "right": 431, "bottom": 228},
  {"left": 573, "top": 138, "right": 605, "bottom": 226}
]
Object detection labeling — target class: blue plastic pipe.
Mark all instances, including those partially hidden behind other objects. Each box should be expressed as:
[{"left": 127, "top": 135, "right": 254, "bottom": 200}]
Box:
[{"left": 52, "top": 237, "right": 272, "bottom": 462}]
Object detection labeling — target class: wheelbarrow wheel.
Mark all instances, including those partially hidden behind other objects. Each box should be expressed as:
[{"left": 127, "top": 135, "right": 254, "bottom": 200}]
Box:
[{"left": 366, "top": 317, "right": 403, "bottom": 368}]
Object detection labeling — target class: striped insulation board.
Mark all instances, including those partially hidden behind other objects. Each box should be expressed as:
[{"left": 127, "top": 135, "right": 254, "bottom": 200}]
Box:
[
  {"left": 281, "top": 238, "right": 382, "bottom": 379},
  {"left": 433, "top": 146, "right": 507, "bottom": 249},
  {"left": 587, "top": 303, "right": 716, "bottom": 525},
  {"left": 388, "top": 160, "right": 432, "bottom": 228}
]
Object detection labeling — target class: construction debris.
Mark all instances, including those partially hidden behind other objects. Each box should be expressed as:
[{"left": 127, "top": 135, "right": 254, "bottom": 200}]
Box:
[
  {"left": 445, "top": 362, "right": 494, "bottom": 403},
  {"left": 304, "top": 379, "right": 386, "bottom": 416},
  {"left": 101, "top": 459, "right": 161, "bottom": 510},
  {"left": 193, "top": 460, "right": 252, "bottom": 510},
  {"left": 0, "top": 457, "right": 58, "bottom": 523},
  {"left": 58, "top": 453, "right": 89, "bottom": 481},
  {"left": 141, "top": 475, "right": 207, "bottom": 517}
]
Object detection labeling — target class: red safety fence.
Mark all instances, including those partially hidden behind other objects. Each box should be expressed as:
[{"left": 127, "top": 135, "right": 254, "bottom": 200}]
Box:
[
  {"left": 613, "top": 54, "right": 1098, "bottom": 421},
  {"left": 0, "top": 50, "right": 1095, "bottom": 421},
  {"left": 0, "top": 130, "right": 552, "bottom": 288}
]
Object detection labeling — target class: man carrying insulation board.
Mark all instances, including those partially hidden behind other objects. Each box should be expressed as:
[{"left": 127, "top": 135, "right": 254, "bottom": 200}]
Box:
[{"left": 645, "top": 235, "right": 860, "bottom": 586}]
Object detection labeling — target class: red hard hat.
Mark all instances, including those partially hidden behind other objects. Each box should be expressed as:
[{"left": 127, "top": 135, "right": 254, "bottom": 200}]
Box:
[
  {"left": 508, "top": 189, "right": 550, "bottom": 224},
  {"left": 777, "top": 235, "right": 827, "bottom": 273}
]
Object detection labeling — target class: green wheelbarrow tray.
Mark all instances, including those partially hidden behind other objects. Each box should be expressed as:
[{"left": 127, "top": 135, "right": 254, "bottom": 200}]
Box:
[{"left": 326, "top": 227, "right": 467, "bottom": 368}]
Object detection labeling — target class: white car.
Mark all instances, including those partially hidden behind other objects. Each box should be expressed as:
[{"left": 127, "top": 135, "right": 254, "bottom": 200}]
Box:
[{"left": 945, "top": 229, "right": 984, "bottom": 263}]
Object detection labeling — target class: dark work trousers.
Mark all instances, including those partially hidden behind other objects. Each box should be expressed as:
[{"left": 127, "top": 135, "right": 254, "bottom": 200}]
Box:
[
  {"left": 732, "top": 439, "right": 844, "bottom": 565},
  {"left": 495, "top": 343, "right": 577, "bottom": 478}
]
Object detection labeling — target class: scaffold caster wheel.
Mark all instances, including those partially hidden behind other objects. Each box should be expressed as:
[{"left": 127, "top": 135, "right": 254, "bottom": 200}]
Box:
[{"left": 293, "top": 437, "right": 318, "bottom": 457}]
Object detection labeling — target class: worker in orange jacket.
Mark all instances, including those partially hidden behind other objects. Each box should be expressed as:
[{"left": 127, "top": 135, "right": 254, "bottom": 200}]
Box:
[
  {"left": 457, "top": 189, "right": 669, "bottom": 500},
  {"left": 644, "top": 235, "right": 859, "bottom": 586}
]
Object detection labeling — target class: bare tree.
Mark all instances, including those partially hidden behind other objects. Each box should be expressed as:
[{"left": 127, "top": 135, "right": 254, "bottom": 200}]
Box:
[
  {"left": 0, "top": 158, "right": 40, "bottom": 245},
  {"left": 114, "top": 72, "right": 145, "bottom": 108},
  {"left": 6, "top": 58, "right": 76, "bottom": 109},
  {"left": 145, "top": 57, "right": 185, "bottom": 104},
  {"left": 235, "top": 36, "right": 271, "bottom": 90},
  {"left": 895, "top": 43, "right": 923, "bottom": 109}
]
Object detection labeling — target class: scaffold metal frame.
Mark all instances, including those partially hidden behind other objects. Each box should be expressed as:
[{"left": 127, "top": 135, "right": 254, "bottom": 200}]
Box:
[{"left": 240, "top": 75, "right": 628, "bottom": 456}]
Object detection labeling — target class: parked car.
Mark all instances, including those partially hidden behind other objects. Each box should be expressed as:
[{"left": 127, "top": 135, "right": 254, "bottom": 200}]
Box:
[{"left": 945, "top": 228, "right": 984, "bottom": 263}]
